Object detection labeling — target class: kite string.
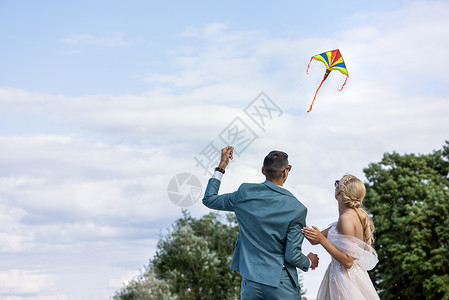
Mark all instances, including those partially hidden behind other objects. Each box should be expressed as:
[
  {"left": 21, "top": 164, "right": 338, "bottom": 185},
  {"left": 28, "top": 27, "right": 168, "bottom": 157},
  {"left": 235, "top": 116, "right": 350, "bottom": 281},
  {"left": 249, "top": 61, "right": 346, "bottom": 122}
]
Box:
[{"left": 283, "top": 71, "right": 321, "bottom": 106}]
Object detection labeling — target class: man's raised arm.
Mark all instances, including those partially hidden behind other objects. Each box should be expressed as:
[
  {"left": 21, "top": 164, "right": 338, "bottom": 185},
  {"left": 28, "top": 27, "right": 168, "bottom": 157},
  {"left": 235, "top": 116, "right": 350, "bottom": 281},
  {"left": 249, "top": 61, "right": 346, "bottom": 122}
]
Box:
[{"left": 202, "top": 146, "right": 237, "bottom": 211}]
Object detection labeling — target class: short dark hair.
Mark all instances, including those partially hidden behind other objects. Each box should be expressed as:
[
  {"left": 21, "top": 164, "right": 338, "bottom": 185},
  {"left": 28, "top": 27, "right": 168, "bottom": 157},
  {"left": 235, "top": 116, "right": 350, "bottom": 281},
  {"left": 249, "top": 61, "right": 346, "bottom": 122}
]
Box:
[{"left": 263, "top": 150, "right": 289, "bottom": 180}]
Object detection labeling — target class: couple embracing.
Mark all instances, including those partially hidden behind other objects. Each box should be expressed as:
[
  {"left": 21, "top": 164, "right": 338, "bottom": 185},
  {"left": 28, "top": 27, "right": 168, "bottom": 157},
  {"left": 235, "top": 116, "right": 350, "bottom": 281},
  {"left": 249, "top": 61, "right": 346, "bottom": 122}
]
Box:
[{"left": 202, "top": 146, "right": 379, "bottom": 300}]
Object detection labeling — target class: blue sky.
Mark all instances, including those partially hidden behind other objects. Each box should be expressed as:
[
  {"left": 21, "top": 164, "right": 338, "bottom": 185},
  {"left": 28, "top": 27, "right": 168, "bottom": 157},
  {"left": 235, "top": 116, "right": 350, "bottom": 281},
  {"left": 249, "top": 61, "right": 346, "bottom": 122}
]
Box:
[
  {"left": 1, "top": 0, "right": 448, "bottom": 299},
  {"left": 1, "top": 0, "right": 407, "bottom": 96}
]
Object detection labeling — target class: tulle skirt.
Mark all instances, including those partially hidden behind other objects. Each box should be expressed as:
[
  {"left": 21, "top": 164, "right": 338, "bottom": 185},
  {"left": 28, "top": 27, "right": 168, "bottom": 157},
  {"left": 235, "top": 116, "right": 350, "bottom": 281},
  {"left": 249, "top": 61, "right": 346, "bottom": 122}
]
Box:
[{"left": 316, "top": 261, "right": 380, "bottom": 300}]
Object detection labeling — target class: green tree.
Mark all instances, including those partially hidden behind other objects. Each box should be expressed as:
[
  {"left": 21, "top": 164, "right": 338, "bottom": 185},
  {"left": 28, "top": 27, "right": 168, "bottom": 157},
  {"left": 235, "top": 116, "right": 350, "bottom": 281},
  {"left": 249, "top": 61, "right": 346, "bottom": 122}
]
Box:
[
  {"left": 363, "top": 141, "right": 449, "bottom": 299},
  {"left": 113, "top": 210, "right": 241, "bottom": 300},
  {"left": 152, "top": 210, "right": 241, "bottom": 300},
  {"left": 112, "top": 266, "right": 177, "bottom": 300}
]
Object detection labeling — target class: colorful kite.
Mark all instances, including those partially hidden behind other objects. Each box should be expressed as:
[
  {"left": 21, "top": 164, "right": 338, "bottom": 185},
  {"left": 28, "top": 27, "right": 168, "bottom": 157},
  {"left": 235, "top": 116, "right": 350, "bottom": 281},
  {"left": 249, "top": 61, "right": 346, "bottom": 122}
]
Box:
[{"left": 306, "top": 49, "right": 348, "bottom": 113}]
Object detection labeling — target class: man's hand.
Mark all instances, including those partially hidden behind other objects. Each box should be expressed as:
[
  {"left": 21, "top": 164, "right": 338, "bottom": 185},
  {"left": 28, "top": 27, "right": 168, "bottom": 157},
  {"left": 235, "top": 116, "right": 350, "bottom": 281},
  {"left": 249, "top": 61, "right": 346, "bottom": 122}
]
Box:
[
  {"left": 218, "top": 146, "right": 234, "bottom": 169},
  {"left": 307, "top": 252, "right": 319, "bottom": 270}
]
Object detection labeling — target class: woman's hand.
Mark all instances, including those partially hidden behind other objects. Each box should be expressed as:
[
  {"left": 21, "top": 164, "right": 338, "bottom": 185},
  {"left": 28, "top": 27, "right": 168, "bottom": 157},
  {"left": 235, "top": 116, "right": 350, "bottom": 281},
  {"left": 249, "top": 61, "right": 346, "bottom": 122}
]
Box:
[{"left": 302, "top": 226, "right": 325, "bottom": 245}]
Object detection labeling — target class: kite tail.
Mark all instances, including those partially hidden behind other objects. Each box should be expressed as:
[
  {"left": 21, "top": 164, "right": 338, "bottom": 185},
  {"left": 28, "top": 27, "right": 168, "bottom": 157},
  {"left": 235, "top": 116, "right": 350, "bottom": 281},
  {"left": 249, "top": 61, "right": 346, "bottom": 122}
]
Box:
[
  {"left": 307, "top": 77, "right": 326, "bottom": 113},
  {"left": 306, "top": 57, "right": 313, "bottom": 74},
  {"left": 338, "top": 76, "right": 348, "bottom": 91}
]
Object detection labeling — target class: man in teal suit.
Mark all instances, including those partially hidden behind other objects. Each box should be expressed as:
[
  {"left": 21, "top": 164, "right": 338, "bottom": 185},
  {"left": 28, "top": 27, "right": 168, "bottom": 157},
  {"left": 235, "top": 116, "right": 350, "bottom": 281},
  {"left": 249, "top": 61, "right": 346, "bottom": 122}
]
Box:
[{"left": 203, "top": 146, "right": 319, "bottom": 299}]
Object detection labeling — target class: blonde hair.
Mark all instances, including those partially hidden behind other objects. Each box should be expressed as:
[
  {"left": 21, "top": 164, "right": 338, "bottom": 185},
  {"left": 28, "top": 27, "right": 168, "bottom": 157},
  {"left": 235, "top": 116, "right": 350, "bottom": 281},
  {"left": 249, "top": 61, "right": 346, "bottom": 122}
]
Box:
[{"left": 338, "top": 174, "right": 375, "bottom": 245}]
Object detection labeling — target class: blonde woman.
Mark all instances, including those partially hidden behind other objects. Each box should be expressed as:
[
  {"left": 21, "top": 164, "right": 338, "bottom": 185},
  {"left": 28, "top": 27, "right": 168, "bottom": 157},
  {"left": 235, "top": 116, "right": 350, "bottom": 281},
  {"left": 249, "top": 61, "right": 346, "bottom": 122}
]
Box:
[{"left": 302, "top": 174, "right": 379, "bottom": 300}]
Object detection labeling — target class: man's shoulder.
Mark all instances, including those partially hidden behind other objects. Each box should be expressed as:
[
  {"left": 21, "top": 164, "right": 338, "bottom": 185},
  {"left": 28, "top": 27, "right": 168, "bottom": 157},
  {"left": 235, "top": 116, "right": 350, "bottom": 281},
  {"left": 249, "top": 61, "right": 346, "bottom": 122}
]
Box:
[
  {"left": 239, "top": 182, "right": 302, "bottom": 202},
  {"left": 294, "top": 199, "right": 307, "bottom": 212},
  {"left": 237, "top": 182, "right": 265, "bottom": 190},
  {"left": 237, "top": 182, "right": 282, "bottom": 195}
]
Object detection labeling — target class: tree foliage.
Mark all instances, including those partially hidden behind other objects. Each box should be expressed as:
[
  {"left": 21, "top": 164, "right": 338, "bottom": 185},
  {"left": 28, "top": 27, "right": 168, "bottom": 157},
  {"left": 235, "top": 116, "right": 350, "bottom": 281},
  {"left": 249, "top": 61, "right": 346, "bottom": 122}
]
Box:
[
  {"left": 152, "top": 210, "right": 241, "bottom": 299},
  {"left": 363, "top": 141, "right": 449, "bottom": 299},
  {"left": 113, "top": 210, "right": 241, "bottom": 300},
  {"left": 112, "top": 266, "right": 177, "bottom": 300}
]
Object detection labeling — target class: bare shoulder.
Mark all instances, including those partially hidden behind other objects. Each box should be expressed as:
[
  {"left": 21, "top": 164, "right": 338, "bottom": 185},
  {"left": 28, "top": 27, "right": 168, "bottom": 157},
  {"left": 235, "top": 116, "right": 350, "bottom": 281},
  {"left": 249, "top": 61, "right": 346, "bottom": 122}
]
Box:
[{"left": 336, "top": 211, "right": 358, "bottom": 237}]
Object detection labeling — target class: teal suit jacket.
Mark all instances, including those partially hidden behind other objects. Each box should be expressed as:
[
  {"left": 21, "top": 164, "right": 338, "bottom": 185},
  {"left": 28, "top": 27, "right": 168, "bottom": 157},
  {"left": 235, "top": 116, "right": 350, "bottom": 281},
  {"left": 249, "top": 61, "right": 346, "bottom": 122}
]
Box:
[{"left": 203, "top": 178, "right": 310, "bottom": 288}]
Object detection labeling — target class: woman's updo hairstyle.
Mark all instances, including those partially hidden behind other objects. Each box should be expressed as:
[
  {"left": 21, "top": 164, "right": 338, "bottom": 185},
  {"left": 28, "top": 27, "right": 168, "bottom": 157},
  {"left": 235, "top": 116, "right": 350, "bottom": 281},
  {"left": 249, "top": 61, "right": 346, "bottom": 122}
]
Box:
[{"left": 338, "top": 174, "right": 375, "bottom": 245}]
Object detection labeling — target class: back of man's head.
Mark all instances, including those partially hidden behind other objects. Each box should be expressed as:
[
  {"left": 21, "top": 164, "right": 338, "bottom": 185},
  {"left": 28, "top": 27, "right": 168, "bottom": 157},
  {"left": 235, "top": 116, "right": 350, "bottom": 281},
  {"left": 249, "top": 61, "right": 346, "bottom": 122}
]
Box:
[{"left": 263, "top": 150, "right": 288, "bottom": 181}]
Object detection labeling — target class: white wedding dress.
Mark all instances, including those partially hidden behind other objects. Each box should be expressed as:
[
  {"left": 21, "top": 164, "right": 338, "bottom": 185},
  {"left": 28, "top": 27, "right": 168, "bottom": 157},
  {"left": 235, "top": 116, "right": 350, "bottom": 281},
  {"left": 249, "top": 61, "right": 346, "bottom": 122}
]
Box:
[{"left": 316, "top": 223, "right": 380, "bottom": 300}]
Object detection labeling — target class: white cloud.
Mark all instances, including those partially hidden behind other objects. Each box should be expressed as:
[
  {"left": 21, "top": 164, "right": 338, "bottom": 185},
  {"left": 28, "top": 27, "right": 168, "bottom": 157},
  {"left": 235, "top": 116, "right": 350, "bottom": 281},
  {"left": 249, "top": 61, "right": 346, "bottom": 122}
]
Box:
[
  {"left": 0, "top": 135, "right": 189, "bottom": 222},
  {"left": 0, "top": 269, "right": 58, "bottom": 295},
  {"left": 0, "top": 204, "right": 33, "bottom": 253}
]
